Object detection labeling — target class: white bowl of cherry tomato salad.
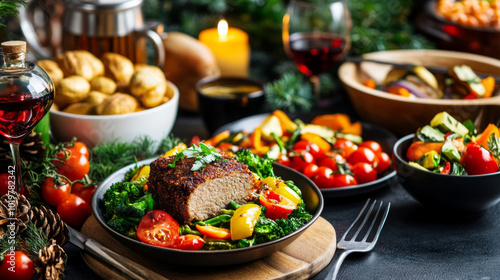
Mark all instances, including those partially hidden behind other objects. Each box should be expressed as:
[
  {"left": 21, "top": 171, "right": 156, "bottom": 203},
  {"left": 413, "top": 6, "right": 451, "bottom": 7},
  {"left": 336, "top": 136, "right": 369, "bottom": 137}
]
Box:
[{"left": 92, "top": 159, "right": 323, "bottom": 266}]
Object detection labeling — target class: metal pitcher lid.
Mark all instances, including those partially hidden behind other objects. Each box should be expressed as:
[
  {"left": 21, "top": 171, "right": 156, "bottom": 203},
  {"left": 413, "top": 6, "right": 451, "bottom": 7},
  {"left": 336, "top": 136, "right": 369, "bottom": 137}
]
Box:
[{"left": 63, "top": 0, "right": 143, "bottom": 12}]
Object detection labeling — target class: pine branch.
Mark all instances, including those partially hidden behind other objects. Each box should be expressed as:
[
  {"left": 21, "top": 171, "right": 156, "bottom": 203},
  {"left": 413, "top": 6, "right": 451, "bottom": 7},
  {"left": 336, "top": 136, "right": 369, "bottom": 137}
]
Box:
[
  {"left": 0, "top": 0, "right": 27, "bottom": 27},
  {"left": 264, "top": 72, "right": 314, "bottom": 113}
]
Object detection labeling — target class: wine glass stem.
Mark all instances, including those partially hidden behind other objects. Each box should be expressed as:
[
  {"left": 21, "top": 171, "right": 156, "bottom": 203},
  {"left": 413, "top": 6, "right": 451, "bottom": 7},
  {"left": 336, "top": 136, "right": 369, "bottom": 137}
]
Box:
[
  {"left": 9, "top": 142, "right": 23, "bottom": 194},
  {"left": 310, "top": 75, "right": 321, "bottom": 104}
]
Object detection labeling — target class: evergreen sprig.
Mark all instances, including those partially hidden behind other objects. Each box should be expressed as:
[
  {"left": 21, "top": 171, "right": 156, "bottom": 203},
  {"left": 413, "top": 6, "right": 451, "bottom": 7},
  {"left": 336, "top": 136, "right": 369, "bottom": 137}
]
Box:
[
  {"left": 0, "top": 0, "right": 26, "bottom": 27},
  {"left": 264, "top": 72, "right": 314, "bottom": 113}
]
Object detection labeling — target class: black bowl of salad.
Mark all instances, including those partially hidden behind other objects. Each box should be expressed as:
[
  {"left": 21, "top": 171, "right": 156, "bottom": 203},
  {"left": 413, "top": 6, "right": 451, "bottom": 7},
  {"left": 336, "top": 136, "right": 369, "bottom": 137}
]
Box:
[
  {"left": 92, "top": 151, "right": 324, "bottom": 266},
  {"left": 392, "top": 112, "right": 500, "bottom": 214}
]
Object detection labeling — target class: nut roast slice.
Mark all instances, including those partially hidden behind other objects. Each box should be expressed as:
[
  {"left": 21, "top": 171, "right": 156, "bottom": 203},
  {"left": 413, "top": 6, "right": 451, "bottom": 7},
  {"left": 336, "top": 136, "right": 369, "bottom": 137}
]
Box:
[{"left": 148, "top": 155, "right": 254, "bottom": 224}]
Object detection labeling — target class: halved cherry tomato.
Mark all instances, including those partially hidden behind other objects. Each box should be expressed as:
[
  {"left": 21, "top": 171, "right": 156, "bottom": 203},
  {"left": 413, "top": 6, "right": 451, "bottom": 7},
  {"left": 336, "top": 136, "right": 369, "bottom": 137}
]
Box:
[
  {"left": 375, "top": 152, "right": 391, "bottom": 174},
  {"left": 52, "top": 148, "right": 90, "bottom": 182},
  {"left": 0, "top": 250, "right": 34, "bottom": 280},
  {"left": 259, "top": 189, "right": 297, "bottom": 220},
  {"left": 460, "top": 142, "right": 499, "bottom": 175},
  {"left": 57, "top": 194, "right": 91, "bottom": 226},
  {"left": 195, "top": 224, "right": 231, "bottom": 239},
  {"left": 332, "top": 174, "right": 358, "bottom": 188},
  {"left": 347, "top": 147, "right": 379, "bottom": 166},
  {"left": 172, "top": 234, "right": 205, "bottom": 250},
  {"left": 359, "top": 140, "right": 383, "bottom": 154},
  {"left": 137, "top": 210, "right": 180, "bottom": 247},
  {"left": 288, "top": 150, "right": 315, "bottom": 172},
  {"left": 333, "top": 138, "right": 358, "bottom": 158},
  {"left": 303, "top": 163, "right": 319, "bottom": 178},
  {"left": 351, "top": 162, "right": 377, "bottom": 184},
  {"left": 312, "top": 166, "right": 335, "bottom": 189},
  {"left": 42, "top": 177, "right": 71, "bottom": 206}
]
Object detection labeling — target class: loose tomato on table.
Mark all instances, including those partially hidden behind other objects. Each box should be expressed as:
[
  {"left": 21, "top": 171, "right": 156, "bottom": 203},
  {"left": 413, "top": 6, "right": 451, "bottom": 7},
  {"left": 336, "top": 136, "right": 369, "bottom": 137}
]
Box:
[
  {"left": 172, "top": 234, "right": 205, "bottom": 250},
  {"left": 72, "top": 181, "right": 97, "bottom": 205},
  {"left": 460, "top": 142, "right": 499, "bottom": 175},
  {"left": 52, "top": 145, "right": 90, "bottom": 182},
  {"left": 137, "top": 210, "right": 180, "bottom": 247},
  {"left": 259, "top": 189, "right": 297, "bottom": 220},
  {"left": 41, "top": 177, "right": 71, "bottom": 206},
  {"left": 0, "top": 250, "right": 34, "bottom": 280},
  {"left": 57, "top": 194, "right": 91, "bottom": 226}
]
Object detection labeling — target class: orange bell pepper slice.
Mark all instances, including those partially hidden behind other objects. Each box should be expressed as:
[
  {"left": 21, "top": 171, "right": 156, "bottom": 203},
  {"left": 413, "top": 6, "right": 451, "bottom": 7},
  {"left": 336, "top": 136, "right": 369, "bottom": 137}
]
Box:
[
  {"left": 363, "top": 79, "right": 377, "bottom": 89},
  {"left": 406, "top": 141, "right": 443, "bottom": 162},
  {"left": 475, "top": 123, "right": 500, "bottom": 148},
  {"left": 272, "top": 109, "right": 297, "bottom": 132},
  {"left": 481, "top": 76, "right": 495, "bottom": 99},
  {"left": 195, "top": 224, "right": 231, "bottom": 240},
  {"left": 342, "top": 121, "right": 362, "bottom": 136},
  {"left": 311, "top": 113, "right": 351, "bottom": 132},
  {"left": 300, "top": 132, "right": 331, "bottom": 152},
  {"left": 204, "top": 130, "right": 230, "bottom": 147}
]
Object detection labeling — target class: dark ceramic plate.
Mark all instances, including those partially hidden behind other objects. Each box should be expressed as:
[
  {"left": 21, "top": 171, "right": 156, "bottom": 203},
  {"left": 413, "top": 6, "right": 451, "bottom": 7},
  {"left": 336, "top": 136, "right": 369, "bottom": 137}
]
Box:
[
  {"left": 393, "top": 134, "right": 500, "bottom": 214},
  {"left": 214, "top": 113, "right": 398, "bottom": 198},
  {"left": 92, "top": 159, "right": 324, "bottom": 266}
]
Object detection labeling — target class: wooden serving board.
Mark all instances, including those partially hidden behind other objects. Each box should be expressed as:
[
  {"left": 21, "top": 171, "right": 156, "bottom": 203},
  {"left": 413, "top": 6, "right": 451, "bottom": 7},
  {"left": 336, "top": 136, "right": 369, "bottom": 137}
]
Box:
[{"left": 81, "top": 215, "right": 336, "bottom": 280}]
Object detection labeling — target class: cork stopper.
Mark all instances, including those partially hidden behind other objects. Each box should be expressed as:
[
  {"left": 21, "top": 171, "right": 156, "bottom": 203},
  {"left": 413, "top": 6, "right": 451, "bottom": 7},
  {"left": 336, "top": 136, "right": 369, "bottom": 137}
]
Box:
[{"left": 1, "top": 41, "right": 27, "bottom": 54}]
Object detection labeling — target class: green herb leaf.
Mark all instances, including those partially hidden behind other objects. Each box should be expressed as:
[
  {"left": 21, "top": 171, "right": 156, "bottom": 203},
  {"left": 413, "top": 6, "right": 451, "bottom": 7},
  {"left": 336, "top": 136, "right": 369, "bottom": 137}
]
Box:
[
  {"left": 488, "top": 133, "right": 500, "bottom": 159},
  {"left": 168, "top": 142, "right": 226, "bottom": 171}
]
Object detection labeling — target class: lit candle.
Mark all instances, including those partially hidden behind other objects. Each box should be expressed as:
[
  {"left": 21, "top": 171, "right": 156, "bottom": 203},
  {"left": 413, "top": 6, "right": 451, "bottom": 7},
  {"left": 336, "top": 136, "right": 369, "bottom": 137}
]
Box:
[{"left": 198, "top": 20, "right": 250, "bottom": 77}]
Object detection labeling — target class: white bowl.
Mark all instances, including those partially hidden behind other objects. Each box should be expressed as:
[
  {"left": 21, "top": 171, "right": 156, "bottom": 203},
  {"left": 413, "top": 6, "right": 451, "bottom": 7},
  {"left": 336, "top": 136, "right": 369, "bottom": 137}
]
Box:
[{"left": 50, "top": 81, "right": 179, "bottom": 148}]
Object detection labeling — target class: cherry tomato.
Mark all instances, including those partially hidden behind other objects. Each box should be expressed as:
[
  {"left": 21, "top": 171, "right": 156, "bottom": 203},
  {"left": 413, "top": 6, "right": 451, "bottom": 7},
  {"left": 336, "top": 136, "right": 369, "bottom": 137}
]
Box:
[
  {"left": 41, "top": 177, "right": 71, "bottom": 206},
  {"left": 303, "top": 163, "right": 319, "bottom": 178},
  {"left": 72, "top": 181, "right": 97, "bottom": 205},
  {"left": 461, "top": 142, "right": 499, "bottom": 175},
  {"left": 173, "top": 234, "right": 205, "bottom": 250},
  {"left": 351, "top": 162, "right": 377, "bottom": 184},
  {"left": 276, "top": 154, "right": 290, "bottom": 166},
  {"left": 137, "top": 210, "right": 179, "bottom": 247},
  {"left": 375, "top": 152, "right": 391, "bottom": 174},
  {"left": 312, "top": 166, "right": 335, "bottom": 189},
  {"left": 359, "top": 140, "right": 383, "bottom": 154},
  {"left": 333, "top": 138, "right": 358, "bottom": 158},
  {"left": 288, "top": 150, "right": 315, "bottom": 172},
  {"left": 0, "top": 173, "right": 14, "bottom": 196},
  {"left": 72, "top": 141, "right": 90, "bottom": 159},
  {"left": 57, "top": 194, "right": 91, "bottom": 226},
  {"left": 0, "top": 250, "right": 34, "bottom": 280},
  {"left": 332, "top": 174, "right": 358, "bottom": 188},
  {"left": 53, "top": 149, "right": 90, "bottom": 182},
  {"left": 292, "top": 140, "right": 325, "bottom": 161},
  {"left": 259, "top": 189, "right": 296, "bottom": 220},
  {"left": 347, "top": 147, "right": 379, "bottom": 166},
  {"left": 318, "top": 154, "right": 345, "bottom": 172}
]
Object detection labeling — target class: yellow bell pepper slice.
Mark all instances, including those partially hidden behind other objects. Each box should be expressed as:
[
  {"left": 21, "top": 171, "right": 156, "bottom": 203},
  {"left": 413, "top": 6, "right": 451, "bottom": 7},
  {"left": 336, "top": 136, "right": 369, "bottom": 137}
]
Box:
[
  {"left": 230, "top": 204, "right": 261, "bottom": 240},
  {"left": 261, "top": 177, "right": 301, "bottom": 205},
  {"left": 272, "top": 109, "right": 297, "bottom": 132},
  {"left": 130, "top": 165, "right": 150, "bottom": 182},
  {"left": 259, "top": 115, "right": 283, "bottom": 141},
  {"left": 162, "top": 143, "right": 187, "bottom": 157}
]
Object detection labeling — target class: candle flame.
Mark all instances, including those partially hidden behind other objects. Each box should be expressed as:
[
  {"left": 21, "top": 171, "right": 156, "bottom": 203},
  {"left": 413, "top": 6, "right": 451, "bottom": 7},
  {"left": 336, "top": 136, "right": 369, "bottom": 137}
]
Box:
[{"left": 217, "top": 19, "right": 228, "bottom": 40}]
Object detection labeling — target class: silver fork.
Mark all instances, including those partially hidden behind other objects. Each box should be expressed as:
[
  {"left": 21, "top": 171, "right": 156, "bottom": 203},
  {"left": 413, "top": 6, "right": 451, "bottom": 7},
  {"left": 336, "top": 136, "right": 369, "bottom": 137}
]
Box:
[{"left": 327, "top": 199, "right": 391, "bottom": 280}]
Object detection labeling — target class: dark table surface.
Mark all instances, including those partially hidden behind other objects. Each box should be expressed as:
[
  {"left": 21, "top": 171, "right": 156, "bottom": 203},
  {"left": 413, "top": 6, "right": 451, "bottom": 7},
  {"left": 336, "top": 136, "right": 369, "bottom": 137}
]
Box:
[{"left": 62, "top": 93, "right": 500, "bottom": 280}]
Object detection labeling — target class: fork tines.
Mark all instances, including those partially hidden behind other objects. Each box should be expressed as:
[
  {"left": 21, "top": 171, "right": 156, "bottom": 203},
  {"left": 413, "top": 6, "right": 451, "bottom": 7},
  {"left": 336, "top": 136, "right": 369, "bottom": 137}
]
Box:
[{"left": 342, "top": 199, "right": 391, "bottom": 244}]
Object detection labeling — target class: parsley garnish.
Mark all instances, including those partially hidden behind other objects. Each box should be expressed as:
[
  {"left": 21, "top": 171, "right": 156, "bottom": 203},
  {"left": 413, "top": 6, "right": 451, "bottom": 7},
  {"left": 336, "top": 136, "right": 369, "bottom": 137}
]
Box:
[{"left": 168, "top": 142, "right": 226, "bottom": 171}]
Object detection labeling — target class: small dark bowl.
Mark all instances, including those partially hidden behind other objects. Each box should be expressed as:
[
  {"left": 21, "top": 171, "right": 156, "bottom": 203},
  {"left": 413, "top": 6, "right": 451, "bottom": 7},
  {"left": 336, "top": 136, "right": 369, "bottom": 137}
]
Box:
[
  {"left": 393, "top": 134, "right": 500, "bottom": 214},
  {"left": 92, "top": 159, "right": 323, "bottom": 266},
  {"left": 196, "top": 76, "right": 265, "bottom": 134}
]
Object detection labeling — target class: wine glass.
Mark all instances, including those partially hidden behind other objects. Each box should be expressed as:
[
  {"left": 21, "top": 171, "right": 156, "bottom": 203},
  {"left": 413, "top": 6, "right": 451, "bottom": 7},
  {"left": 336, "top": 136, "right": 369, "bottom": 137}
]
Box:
[
  {"left": 283, "top": 0, "right": 351, "bottom": 104},
  {"left": 0, "top": 41, "right": 54, "bottom": 195}
]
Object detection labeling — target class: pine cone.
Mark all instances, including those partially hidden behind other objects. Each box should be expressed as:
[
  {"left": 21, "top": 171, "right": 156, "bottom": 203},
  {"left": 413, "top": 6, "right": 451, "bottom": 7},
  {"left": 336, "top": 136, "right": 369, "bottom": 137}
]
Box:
[
  {"left": 29, "top": 205, "right": 69, "bottom": 246},
  {"left": 0, "top": 131, "right": 46, "bottom": 163},
  {"left": 0, "top": 192, "right": 31, "bottom": 234},
  {"left": 35, "top": 238, "right": 67, "bottom": 280}
]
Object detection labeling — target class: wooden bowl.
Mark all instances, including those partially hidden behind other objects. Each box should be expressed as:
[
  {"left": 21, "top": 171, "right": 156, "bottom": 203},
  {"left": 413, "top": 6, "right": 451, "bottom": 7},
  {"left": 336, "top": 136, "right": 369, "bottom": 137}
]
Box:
[{"left": 338, "top": 49, "right": 500, "bottom": 136}]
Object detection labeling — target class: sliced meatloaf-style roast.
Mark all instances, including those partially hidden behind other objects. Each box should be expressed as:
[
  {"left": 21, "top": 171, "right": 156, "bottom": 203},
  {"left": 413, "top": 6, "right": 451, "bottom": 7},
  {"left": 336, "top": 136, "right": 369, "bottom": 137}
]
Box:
[{"left": 148, "top": 155, "right": 254, "bottom": 224}]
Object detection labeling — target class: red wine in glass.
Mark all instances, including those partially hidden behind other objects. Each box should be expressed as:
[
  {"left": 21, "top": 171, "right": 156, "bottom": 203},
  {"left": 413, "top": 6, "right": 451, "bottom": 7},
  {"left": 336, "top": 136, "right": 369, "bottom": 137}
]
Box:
[{"left": 289, "top": 32, "right": 348, "bottom": 77}]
